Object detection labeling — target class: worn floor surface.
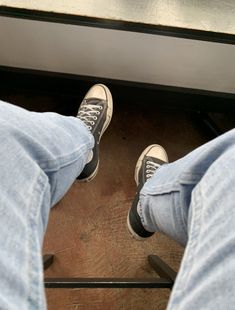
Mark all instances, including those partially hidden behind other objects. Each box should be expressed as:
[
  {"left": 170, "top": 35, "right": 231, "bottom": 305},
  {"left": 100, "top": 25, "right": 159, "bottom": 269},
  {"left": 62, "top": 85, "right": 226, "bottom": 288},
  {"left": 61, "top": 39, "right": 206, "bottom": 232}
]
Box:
[
  {"left": 42, "top": 94, "right": 208, "bottom": 310},
  {"left": 1, "top": 87, "right": 232, "bottom": 310}
]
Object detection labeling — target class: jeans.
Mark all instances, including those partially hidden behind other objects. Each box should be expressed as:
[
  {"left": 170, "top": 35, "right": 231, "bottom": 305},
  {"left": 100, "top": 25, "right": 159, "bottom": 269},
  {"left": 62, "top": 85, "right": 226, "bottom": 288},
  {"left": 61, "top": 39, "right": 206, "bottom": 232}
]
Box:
[
  {"left": 0, "top": 100, "right": 234, "bottom": 309},
  {"left": 0, "top": 101, "right": 94, "bottom": 309},
  {"left": 140, "top": 128, "right": 235, "bottom": 309}
]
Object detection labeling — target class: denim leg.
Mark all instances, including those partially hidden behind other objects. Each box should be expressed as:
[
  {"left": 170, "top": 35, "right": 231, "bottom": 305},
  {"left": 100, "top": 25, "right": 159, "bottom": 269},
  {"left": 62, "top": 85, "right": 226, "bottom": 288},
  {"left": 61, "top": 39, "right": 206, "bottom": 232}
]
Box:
[
  {"left": 0, "top": 101, "right": 94, "bottom": 309},
  {"left": 140, "top": 129, "right": 235, "bottom": 309}
]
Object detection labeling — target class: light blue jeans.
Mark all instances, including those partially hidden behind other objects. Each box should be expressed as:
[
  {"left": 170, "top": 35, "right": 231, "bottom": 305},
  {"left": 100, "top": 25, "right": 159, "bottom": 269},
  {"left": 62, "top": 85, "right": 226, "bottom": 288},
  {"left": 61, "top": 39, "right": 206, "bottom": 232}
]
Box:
[
  {"left": 140, "top": 127, "right": 235, "bottom": 309},
  {"left": 0, "top": 100, "right": 234, "bottom": 309},
  {"left": 0, "top": 101, "right": 94, "bottom": 309}
]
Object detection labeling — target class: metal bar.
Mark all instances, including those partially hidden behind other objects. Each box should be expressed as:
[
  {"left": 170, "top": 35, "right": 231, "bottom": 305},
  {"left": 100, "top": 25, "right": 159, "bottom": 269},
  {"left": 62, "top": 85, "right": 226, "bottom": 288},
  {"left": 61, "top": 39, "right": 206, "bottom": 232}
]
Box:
[
  {"left": 43, "top": 254, "right": 54, "bottom": 271},
  {"left": 148, "top": 255, "right": 177, "bottom": 282},
  {"left": 197, "top": 111, "right": 223, "bottom": 138},
  {"left": 44, "top": 277, "right": 173, "bottom": 289}
]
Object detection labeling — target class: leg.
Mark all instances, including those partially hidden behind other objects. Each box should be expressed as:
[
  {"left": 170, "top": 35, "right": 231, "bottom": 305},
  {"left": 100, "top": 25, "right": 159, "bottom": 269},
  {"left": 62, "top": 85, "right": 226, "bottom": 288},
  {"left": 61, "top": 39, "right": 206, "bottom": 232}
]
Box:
[
  {"left": 167, "top": 143, "right": 235, "bottom": 309},
  {"left": 0, "top": 100, "right": 93, "bottom": 309},
  {"left": 130, "top": 129, "right": 235, "bottom": 309},
  {"left": 0, "top": 84, "right": 112, "bottom": 309}
]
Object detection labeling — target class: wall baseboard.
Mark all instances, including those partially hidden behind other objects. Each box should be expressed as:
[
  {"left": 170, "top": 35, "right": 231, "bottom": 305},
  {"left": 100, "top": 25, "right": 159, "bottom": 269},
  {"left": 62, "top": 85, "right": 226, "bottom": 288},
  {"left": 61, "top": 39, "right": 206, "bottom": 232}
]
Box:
[{"left": 0, "top": 65, "right": 235, "bottom": 112}]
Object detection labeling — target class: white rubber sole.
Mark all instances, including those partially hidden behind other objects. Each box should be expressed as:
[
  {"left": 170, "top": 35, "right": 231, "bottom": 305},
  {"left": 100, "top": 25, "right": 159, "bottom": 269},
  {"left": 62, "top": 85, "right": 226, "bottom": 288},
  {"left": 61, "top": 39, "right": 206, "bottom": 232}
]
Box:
[
  {"left": 79, "top": 160, "right": 100, "bottom": 183},
  {"left": 97, "top": 84, "right": 113, "bottom": 139},
  {"left": 126, "top": 210, "right": 148, "bottom": 241},
  {"left": 134, "top": 144, "right": 169, "bottom": 186}
]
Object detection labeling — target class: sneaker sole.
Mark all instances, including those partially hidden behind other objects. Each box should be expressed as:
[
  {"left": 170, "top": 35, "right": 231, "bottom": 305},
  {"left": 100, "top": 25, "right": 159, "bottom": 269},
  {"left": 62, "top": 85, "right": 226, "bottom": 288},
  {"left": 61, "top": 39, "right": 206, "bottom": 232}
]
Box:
[
  {"left": 82, "top": 159, "right": 100, "bottom": 182},
  {"left": 79, "top": 84, "right": 113, "bottom": 182},
  {"left": 134, "top": 144, "right": 169, "bottom": 186},
  {"left": 126, "top": 209, "right": 147, "bottom": 241},
  {"left": 97, "top": 84, "right": 113, "bottom": 140}
]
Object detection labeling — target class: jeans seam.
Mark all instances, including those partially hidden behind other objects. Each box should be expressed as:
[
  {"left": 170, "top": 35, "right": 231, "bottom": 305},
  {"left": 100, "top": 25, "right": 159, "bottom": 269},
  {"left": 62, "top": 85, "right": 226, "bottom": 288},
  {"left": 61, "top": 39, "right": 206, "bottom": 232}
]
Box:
[
  {"left": 27, "top": 172, "right": 49, "bottom": 309},
  {"left": 169, "top": 184, "right": 203, "bottom": 306},
  {"left": 39, "top": 142, "right": 93, "bottom": 172},
  {"left": 139, "top": 195, "right": 148, "bottom": 229}
]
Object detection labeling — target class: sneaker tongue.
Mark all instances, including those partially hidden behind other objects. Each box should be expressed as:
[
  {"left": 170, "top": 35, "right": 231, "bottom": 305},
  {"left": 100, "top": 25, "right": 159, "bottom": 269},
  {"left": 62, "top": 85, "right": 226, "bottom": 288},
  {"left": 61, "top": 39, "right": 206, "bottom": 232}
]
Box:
[
  {"left": 85, "top": 98, "right": 103, "bottom": 105},
  {"left": 146, "top": 156, "right": 166, "bottom": 165}
]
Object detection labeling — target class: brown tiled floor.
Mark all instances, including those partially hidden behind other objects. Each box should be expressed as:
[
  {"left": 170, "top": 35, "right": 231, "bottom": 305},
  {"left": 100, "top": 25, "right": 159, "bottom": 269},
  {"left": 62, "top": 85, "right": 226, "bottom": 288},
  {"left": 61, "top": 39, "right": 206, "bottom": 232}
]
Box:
[{"left": 1, "top": 86, "right": 227, "bottom": 309}]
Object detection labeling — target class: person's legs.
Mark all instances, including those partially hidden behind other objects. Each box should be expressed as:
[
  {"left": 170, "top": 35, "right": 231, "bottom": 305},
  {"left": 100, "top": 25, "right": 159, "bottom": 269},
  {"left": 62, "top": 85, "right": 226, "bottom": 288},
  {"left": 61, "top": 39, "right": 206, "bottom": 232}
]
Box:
[
  {"left": 0, "top": 84, "right": 112, "bottom": 309},
  {"left": 129, "top": 129, "right": 235, "bottom": 309},
  {"left": 0, "top": 100, "right": 93, "bottom": 309}
]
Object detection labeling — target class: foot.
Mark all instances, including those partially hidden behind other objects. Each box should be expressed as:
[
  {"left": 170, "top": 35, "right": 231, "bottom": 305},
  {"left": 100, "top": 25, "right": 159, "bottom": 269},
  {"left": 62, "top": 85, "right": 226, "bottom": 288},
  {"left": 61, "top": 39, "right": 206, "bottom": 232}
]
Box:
[
  {"left": 77, "top": 84, "right": 113, "bottom": 181},
  {"left": 127, "top": 144, "right": 168, "bottom": 240}
]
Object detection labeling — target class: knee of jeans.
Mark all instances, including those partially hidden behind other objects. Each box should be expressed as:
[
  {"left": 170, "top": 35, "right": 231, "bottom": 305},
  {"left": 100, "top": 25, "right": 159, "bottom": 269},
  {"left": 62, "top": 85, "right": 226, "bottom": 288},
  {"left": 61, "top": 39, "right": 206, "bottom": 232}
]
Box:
[
  {"left": 229, "top": 128, "right": 235, "bottom": 137},
  {"left": 220, "top": 128, "right": 235, "bottom": 145},
  {"left": 0, "top": 122, "right": 17, "bottom": 141}
]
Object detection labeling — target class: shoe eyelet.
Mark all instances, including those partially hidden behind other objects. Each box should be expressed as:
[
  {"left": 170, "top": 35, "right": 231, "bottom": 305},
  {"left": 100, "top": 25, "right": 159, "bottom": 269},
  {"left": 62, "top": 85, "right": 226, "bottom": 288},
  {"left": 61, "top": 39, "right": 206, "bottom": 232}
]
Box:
[
  {"left": 93, "top": 116, "right": 97, "bottom": 120},
  {"left": 91, "top": 121, "right": 95, "bottom": 125},
  {"left": 99, "top": 106, "right": 103, "bottom": 110},
  {"left": 88, "top": 126, "right": 92, "bottom": 130}
]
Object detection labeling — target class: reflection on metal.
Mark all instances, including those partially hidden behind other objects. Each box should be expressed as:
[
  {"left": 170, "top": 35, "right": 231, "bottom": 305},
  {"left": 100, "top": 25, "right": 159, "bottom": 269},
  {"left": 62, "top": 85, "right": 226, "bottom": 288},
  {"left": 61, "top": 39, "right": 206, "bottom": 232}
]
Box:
[
  {"left": 44, "top": 254, "right": 176, "bottom": 289},
  {"left": 1, "top": 0, "right": 235, "bottom": 35}
]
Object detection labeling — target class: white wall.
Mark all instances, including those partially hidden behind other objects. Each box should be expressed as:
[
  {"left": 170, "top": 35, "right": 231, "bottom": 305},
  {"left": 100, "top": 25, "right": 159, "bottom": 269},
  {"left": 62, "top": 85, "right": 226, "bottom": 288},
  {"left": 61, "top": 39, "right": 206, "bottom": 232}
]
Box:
[{"left": 1, "top": 16, "right": 235, "bottom": 93}]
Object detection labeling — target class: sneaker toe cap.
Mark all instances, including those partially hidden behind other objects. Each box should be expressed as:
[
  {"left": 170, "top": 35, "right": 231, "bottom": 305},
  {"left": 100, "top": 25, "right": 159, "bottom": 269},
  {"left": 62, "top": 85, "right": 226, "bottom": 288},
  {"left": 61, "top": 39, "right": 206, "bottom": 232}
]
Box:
[
  {"left": 85, "top": 84, "right": 107, "bottom": 101},
  {"left": 146, "top": 144, "right": 168, "bottom": 163}
]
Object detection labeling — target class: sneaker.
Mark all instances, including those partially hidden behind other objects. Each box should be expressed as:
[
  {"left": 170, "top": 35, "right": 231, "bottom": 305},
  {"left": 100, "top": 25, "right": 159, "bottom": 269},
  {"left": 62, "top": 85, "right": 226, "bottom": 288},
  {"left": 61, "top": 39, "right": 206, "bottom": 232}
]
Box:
[
  {"left": 127, "top": 144, "right": 168, "bottom": 240},
  {"left": 77, "top": 84, "right": 113, "bottom": 181}
]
